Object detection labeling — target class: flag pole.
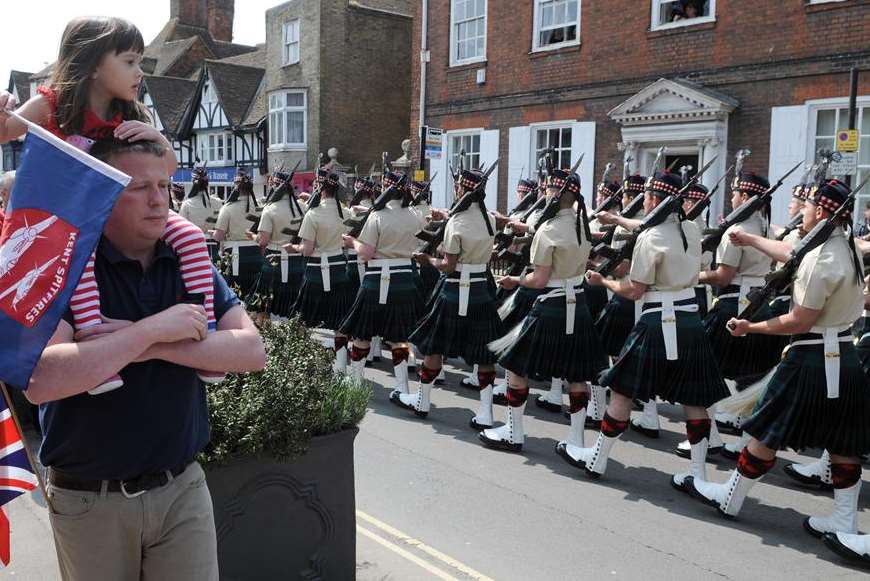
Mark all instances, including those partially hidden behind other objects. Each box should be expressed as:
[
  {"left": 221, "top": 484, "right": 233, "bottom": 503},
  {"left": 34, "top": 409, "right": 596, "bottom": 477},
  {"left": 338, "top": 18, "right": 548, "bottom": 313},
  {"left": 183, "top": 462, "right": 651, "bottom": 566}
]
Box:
[{"left": 0, "top": 382, "right": 53, "bottom": 513}]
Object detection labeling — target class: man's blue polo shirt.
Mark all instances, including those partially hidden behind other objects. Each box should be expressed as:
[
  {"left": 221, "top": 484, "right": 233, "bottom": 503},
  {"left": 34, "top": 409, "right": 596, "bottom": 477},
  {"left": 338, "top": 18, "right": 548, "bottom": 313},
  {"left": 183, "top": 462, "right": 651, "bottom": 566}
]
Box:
[{"left": 39, "top": 236, "right": 239, "bottom": 480}]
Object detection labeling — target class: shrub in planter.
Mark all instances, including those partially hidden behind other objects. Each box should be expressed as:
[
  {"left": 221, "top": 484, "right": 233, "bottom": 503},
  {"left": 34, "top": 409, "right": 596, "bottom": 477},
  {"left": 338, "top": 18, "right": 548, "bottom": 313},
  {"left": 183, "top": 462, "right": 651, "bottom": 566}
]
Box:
[{"left": 202, "top": 318, "right": 371, "bottom": 581}]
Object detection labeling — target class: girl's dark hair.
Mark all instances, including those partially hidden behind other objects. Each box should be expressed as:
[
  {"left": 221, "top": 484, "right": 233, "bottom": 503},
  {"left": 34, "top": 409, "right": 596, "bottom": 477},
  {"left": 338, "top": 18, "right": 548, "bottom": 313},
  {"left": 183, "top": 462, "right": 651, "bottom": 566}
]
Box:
[{"left": 50, "top": 17, "right": 150, "bottom": 135}]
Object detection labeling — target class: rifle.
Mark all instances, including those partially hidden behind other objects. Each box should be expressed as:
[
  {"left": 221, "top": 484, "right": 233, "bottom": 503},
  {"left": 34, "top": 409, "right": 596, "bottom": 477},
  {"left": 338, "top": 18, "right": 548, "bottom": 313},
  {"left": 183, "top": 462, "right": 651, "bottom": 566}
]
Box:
[
  {"left": 530, "top": 153, "right": 586, "bottom": 228},
  {"left": 775, "top": 213, "right": 803, "bottom": 242},
  {"left": 589, "top": 193, "right": 646, "bottom": 260},
  {"left": 415, "top": 161, "right": 499, "bottom": 255},
  {"left": 344, "top": 174, "right": 409, "bottom": 238},
  {"left": 700, "top": 160, "right": 804, "bottom": 254},
  {"left": 412, "top": 172, "right": 438, "bottom": 206},
  {"left": 732, "top": 175, "right": 869, "bottom": 325},
  {"left": 684, "top": 164, "right": 736, "bottom": 223},
  {"left": 595, "top": 156, "right": 719, "bottom": 277}
]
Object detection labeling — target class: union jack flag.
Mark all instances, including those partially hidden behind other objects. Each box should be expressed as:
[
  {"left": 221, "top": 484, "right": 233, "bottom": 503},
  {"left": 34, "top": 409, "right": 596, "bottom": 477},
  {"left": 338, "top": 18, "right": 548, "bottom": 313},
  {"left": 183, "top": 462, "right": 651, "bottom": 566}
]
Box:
[{"left": 0, "top": 389, "right": 38, "bottom": 566}]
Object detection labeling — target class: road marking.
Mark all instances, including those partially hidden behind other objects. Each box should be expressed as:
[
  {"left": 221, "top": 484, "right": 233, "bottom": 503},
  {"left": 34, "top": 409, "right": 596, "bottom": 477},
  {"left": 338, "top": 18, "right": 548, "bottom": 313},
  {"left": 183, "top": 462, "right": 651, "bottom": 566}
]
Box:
[
  {"left": 357, "top": 525, "right": 458, "bottom": 581},
  {"left": 357, "top": 510, "right": 495, "bottom": 581}
]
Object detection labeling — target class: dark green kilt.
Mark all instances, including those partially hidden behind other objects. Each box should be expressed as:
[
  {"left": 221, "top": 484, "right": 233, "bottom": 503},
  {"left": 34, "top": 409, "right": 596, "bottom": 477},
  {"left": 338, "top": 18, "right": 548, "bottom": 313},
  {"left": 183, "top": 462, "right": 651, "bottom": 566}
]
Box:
[
  {"left": 227, "top": 245, "right": 264, "bottom": 300},
  {"left": 338, "top": 261, "right": 425, "bottom": 342},
  {"left": 694, "top": 285, "right": 711, "bottom": 319},
  {"left": 292, "top": 254, "right": 354, "bottom": 330},
  {"left": 854, "top": 316, "right": 870, "bottom": 376},
  {"left": 498, "top": 286, "right": 544, "bottom": 330},
  {"left": 498, "top": 291, "right": 608, "bottom": 383},
  {"left": 206, "top": 239, "right": 220, "bottom": 262},
  {"left": 410, "top": 270, "right": 504, "bottom": 365},
  {"left": 419, "top": 262, "right": 441, "bottom": 303},
  {"left": 704, "top": 289, "right": 788, "bottom": 382},
  {"left": 345, "top": 251, "right": 364, "bottom": 293},
  {"left": 585, "top": 283, "right": 610, "bottom": 321},
  {"left": 596, "top": 293, "right": 637, "bottom": 357},
  {"left": 742, "top": 333, "right": 870, "bottom": 457},
  {"left": 601, "top": 297, "right": 729, "bottom": 407},
  {"left": 263, "top": 250, "right": 305, "bottom": 317}
]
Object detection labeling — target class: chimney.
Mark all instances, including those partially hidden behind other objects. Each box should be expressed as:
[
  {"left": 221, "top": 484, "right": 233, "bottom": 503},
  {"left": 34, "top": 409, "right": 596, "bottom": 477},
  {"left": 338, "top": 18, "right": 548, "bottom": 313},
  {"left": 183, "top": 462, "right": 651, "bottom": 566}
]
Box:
[
  {"left": 207, "top": 0, "right": 235, "bottom": 42},
  {"left": 170, "top": 0, "right": 208, "bottom": 29}
]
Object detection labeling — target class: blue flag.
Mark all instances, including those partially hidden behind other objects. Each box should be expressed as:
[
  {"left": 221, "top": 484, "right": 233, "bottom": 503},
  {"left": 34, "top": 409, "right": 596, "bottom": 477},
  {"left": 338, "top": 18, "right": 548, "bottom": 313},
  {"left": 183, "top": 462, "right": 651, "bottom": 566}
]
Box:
[{"left": 0, "top": 119, "right": 130, "bottom": 388}]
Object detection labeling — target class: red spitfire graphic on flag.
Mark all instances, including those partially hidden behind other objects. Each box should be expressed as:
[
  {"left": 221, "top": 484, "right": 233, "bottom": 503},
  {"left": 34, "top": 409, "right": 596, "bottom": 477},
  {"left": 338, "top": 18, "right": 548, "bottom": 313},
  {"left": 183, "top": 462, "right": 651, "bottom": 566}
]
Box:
[{"left": 0, "top": 208, "right": 79, "bottom": 328}]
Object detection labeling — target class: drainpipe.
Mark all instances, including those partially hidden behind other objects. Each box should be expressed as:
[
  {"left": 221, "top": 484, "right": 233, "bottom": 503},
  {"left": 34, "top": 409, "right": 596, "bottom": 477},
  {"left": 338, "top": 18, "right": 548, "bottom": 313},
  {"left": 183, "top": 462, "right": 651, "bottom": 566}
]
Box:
[{"left": 418, "top": 0, "right": 429, "bottom": 171}]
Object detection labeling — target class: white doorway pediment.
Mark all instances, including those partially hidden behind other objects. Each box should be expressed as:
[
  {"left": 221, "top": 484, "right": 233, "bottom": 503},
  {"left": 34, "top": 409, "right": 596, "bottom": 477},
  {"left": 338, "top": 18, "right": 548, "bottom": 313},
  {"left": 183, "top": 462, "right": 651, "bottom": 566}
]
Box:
[{"left": 609, "top": 78, "right": 739, "bottom": 126}]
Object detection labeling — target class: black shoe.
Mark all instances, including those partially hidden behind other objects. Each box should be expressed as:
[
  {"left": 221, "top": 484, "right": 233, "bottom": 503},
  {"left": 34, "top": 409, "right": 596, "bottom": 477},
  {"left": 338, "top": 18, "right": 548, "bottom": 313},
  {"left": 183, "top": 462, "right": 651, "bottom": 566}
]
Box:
[
  {"left": 715, "top": 420, "right": 742, "bottom": 436},
  {"left": 469, "top": 417, "right": 493, "bottom": 431},
  {"left": 802, "top": 517, "right": 825, "bottom": 539},
  {"left": 535, "top": 396, "right": 562, "bottom": 413},
  {"left": 629, "top": 421, "right": 660, "bottom": 439},
  {"left": 459, "top": 377, "right": 478, "bottom": 389},
  {"left": 389, "top": 391, "right": 428, "bottom": 419},
  {"left": 555, "top": 442, "right": 585, "bottom": 470},
  {"left": 670, "top": 475, "right": 691, "bottom": 494},
  {"left": 783, "top": 464, "right": 832, "bottom": 490},
  {"left": 823, "top": 533, "right": 870, "bottom": 565},
  {"left": 675, "top": 443, "right": 722, "bottom": 459},
  {"left": 479, "top": 431, "right": 522, "bottom": 452}
]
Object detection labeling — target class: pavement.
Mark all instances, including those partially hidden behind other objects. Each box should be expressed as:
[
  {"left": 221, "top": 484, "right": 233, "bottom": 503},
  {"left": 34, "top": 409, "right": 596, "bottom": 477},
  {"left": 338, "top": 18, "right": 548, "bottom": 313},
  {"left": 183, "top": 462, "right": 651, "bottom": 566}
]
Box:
[{"left": 3, "top": 352, "right": 869, "bottom": 580}]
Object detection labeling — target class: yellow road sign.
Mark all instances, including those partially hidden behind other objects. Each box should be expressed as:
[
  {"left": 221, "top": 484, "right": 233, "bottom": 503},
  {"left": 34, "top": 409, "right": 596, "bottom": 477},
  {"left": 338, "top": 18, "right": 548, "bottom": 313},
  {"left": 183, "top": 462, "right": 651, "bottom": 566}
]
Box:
[{"left": 836, "top": 129, "right": 859, "bottom": 152}]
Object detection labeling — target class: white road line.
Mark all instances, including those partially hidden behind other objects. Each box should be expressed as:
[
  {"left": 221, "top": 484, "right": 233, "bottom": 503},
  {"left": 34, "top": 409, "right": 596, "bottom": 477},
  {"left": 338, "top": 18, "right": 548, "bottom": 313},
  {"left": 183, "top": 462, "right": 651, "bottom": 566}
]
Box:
[
  {"left": 357, "top": 510, "right": 495, "bottom": 581},
  {"left": 357, "top": 525, "right": 458, "bottom": 581}
]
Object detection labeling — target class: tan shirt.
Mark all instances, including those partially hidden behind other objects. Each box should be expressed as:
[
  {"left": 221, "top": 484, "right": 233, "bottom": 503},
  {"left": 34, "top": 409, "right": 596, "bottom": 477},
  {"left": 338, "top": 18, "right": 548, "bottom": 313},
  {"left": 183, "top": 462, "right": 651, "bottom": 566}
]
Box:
[
  {"left": 299, "top": 203, "right": 347, "bottom": 254},
  {"left": 179, "top": 197, "right": 219, "bottom": 233},
  {"left": 442, "top": 207, "right": 497, "bottom": 264},
  {"left": 215, "top": 201, "right": 256, "bottom": 241},
  {"left": 716, "top": 212, "right": 771, "bottom": 278},
  {"left": 630, "top": 214, "right": 701, "bottom": 292},
  {"left": 530, "top": 208, "right": 589, "bottom": 280},
  {"left": 358, "top": 200, "right": 426, "bottom": 259},
  {"left": 792, "top": 228, "right": 863, "bottom": 327},
  {"left": 258, "top": 200, "right": 306, "bottom": 248}
]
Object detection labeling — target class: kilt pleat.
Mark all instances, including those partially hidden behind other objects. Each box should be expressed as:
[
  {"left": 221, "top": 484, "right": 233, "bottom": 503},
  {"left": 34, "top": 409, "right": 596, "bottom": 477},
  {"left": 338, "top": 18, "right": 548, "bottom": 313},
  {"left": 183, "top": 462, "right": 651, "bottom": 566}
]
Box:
[
  {"left": 601, "top": 307, "right": 729, "bottom": 407},
  {"left": 704, "top": 296, "right": 788, "bottom": 381},
  {"left": 228, "top": 246, "right": 264, "bottom": 300},
  {"left": 497, "top": 293, "right": 608, "bottom": 383},
  {"left": 585, "top": 283, "right": 610, "bottom": 321},
  {"left": 856, "top": 317, "right": 870, "bottom": 376},
  {"left": 498, "top": 286, "right": 544, "bottom": 330},
  {"left": 263, "top": 251, "right": 305, "bottom": 317},
  {"left": 419, "top": 262, "right": 441, "bottom": 303},
  {"left": 742, "top": 341, "right": 870, "bottom": 456},
  {"left": 338, "top": 268, "right": 425, "bottom": 342},
  {"left": 410, "top": 276, "right": 504, "bottom": 365},
  {"left": 595, "top": 294, "right": 637, "bottom": 357},
  {"left": 292, "top": 258, "right": 354, "bottom": 330}
]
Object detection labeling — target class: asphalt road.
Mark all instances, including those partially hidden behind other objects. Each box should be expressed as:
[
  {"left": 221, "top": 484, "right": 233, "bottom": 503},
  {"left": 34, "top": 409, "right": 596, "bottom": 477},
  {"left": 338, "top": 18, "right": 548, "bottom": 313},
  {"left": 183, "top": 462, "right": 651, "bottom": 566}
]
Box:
[{"left": 354, "top": 355, "right": 870, "bottom": 581}]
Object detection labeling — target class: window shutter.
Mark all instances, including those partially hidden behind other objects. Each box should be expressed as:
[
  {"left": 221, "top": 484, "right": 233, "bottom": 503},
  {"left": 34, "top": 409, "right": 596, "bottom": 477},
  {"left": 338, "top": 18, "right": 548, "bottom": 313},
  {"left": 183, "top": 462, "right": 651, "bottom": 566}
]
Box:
[
  {"left": 508, "top": 125, "right": 532, "bottom": 212},
  {"left": 570, "top": 121, "right": 596, "bottom": 204},
  {"left": 767, "top": 105, "right": 808, "bottom": 226},
  {"left": 480, "top": 129, "right": 500, "bottom": 211}
]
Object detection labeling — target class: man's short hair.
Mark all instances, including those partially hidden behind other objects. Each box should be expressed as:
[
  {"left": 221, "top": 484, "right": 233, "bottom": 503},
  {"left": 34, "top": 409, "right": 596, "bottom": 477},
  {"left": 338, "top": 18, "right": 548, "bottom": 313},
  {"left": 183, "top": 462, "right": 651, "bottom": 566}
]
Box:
[
  {"left": 90, "top": 139, "right": 168, "bottom": 165},
  {"left": 0, "top": 171, "right": 15, "bottom": 193}
]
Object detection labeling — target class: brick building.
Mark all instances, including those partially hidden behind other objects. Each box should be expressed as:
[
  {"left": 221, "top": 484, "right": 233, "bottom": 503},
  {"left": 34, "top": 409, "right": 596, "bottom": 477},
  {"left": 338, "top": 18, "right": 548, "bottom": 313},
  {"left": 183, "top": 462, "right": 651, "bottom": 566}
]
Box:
[
  {"left": 4, "top": 0, "right": 416, "bottom": 197},
  {"left": 263, "top": 0, "right": 414, "bottom": 178},
  {"left": 412, "top": 0, "right": 870, "bottom": 223}
]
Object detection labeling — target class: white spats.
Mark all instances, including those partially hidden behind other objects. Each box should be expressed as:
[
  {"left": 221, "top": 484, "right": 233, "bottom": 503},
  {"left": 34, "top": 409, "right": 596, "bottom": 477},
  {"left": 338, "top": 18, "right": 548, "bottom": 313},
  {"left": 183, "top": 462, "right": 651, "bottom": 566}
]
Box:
[
  {"left": 566, "top": 408, "right": 586, "bottom": 448},
  {"left": 689, "top": 469, "right": 759, "bottom": 517},
  {"left": 479, "top": 401, "right": 526, "bottom": 452},
  {"left": 672, "top": 438, "right": 709, "bottom": 490},
  {"left": 630, "top": 399, "right": 660, "bottom": 438},
  {"left": 333, "top": 346, "right": 348, "bottom": 374},
  {"left": 587, "top": 385, "right": 606, "bottom": 422},
  {"left": 349, "top": 357, "right": 366, "bottom": 382},
  {"left": 368, "top": 336, "right": 382, "bottom": 361},
  {"left": 390, "top": 359, "right": 409, "bottom": 398},
  {"left": 805, "top": 480, "right": 861, "bottom": 537},
  {"left": 784, "top": 450, "right": 833, "bottom": 488},
  {"left": 557, "top": 431, "right": 620, "bottom": 478},
  {"left": 470, "top": 385, "right": 494, "bottom": 430}
]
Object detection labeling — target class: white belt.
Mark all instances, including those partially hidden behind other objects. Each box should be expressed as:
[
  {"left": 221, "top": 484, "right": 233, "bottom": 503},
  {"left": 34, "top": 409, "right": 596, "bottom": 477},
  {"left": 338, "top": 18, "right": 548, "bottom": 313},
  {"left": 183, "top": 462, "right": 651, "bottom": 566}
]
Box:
[
  {"left": 863, "top": 310, "right": 870, "bottom": 318},
  {"left": 537, "top": 276, "right": 585, "bottom": 335},
  {"left": 718, "top": 276, "right": 766, "bottom": 309},
  {"left": 223, "top": 241, "right": 258, "bottom": 276},
  {"left": 790, "top": 324, "right": 852, "bottom": 399},
  {"left": 444, "top": 263, "right": 488, "bottom": 317},
  {"left": 365, "top": 258, "right": 414, "bottom": 304},
  {"left": 641, "top": 288, "right": 698, "bottom": 361},
  {"left": 311, "top": 251, "right": 345, "bottom": 292}
]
